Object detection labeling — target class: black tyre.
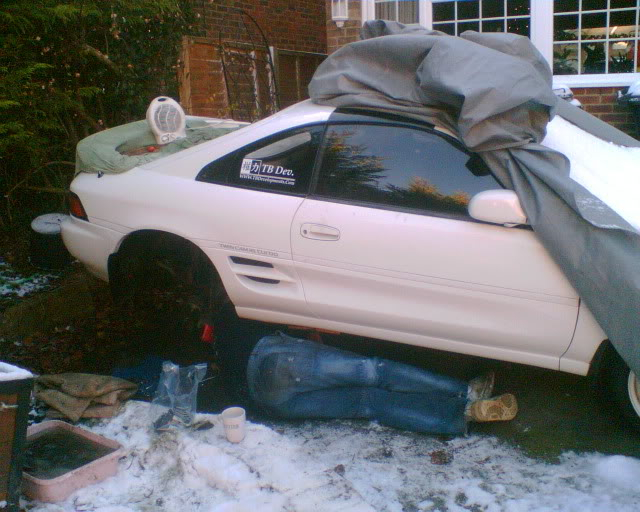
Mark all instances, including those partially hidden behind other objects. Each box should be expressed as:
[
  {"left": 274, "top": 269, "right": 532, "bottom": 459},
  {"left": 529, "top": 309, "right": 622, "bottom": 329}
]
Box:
[
  {"left": 599, "top": 345, "right": 640, "bottom": 431},
  {"left": 110, "top": 232, "right": 228, "bottom": 360}
]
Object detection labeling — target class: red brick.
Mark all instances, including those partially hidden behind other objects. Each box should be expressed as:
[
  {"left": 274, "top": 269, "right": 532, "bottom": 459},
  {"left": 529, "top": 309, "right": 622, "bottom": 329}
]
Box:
[
  {"left": 585, "top": 104, "right": 613, "bottom": 113},
  {"left": 600, "top": 113, "right": 630, "bottom": 123},
  {"left": 601, "top": 94, "right": 620, "bottom": 103},
  {"left": 576, "top": 95, "right": 600, "bottom": 104}
]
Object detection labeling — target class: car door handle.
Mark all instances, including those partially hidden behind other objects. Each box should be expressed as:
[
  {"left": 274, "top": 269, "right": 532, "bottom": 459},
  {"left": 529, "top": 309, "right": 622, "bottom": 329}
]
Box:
[{"left": 300, "top": 223, "right": 340, "bottom": 241}]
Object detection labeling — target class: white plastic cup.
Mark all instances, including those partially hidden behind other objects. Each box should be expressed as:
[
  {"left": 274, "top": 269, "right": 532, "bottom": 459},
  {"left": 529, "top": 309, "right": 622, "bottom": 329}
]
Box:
[{"left": 221, "top": 407, "right": 246, "bottom": 443}]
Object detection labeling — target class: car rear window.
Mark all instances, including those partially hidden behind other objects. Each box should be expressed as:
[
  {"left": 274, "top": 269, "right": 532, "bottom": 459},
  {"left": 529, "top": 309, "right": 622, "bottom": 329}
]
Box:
[{"left": 197, "top": 125, "right": 325, "bottom": 195}]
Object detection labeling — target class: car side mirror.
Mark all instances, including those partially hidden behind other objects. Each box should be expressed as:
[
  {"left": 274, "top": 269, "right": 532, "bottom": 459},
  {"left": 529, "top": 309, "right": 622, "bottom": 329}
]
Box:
[{"left": 468, "top": 190, "right": 528, "bottom": 227}]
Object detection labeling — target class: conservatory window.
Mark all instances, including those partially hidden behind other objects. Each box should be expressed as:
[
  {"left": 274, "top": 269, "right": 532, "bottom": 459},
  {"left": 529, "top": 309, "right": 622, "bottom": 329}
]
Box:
[
  {"left": 553, "top": 0, "right": 640, "bottom": 75},
  {"left": 375, "top": 0, "right": 420, "bottom": 24},
  {"left": 362, "top": 0, "right": 640, "bottom": 84},
  {"left": 432, "top": 0, "right": 531, "bottom": 37}
]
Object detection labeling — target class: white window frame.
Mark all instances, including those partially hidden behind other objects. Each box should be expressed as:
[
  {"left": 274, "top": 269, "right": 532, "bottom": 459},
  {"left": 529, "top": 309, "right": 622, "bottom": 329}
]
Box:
[{"left": 361, "top": 0, "right": 640, "bottom": 87}]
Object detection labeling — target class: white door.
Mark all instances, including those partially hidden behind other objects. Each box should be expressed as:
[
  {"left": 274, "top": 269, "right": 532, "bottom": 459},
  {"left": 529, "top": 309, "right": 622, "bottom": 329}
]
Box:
[
  {"left": 291, "top": 118, "right": 579, "bottom": 366},
  {"left": 194, "top": 125, "right": 325, "bottom": 318}
]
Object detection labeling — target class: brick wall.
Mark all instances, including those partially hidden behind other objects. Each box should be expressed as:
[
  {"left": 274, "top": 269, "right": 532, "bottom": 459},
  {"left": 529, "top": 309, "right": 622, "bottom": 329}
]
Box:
[
  {"left": 181, "top": 0, "right": 327, "bottom": 119},
  {"left": 572, "top": 87, "right": 639, "bottom": 138},
  {"left": 196, "top": 0, "right": 326, "bottom": 54},
  {"left": 326, "top": 0, "right": 362, "bottom": 54}
]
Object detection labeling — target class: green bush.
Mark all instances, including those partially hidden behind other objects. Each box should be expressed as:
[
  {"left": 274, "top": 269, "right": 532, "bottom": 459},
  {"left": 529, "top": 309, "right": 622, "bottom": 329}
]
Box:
[{"left": 0, "top": 0, "right": 199, "bottom": 230}]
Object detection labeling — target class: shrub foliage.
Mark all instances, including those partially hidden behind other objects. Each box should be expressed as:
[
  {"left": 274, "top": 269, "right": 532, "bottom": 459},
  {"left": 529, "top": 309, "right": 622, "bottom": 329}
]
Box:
[{"left": 0, "top": 0, "right": 198, "bottom": 230}]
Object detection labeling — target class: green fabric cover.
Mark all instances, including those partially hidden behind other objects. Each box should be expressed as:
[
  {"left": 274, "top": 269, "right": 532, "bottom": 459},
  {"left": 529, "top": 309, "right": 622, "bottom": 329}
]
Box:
[{"left": 76, "top": 116, "right": 247, "bottom": 175}]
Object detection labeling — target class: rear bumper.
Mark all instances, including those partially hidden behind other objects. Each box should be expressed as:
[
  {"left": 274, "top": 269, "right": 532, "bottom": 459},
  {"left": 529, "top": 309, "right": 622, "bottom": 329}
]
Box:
[{"left": 61, "top": 217, "right": 124, "bottom": 281}]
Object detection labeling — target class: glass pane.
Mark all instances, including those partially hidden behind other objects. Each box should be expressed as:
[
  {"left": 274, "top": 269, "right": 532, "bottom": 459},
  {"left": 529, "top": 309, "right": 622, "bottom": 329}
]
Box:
[
  {"left": 433, "top": 22, "right": 456, "bottom": 35},
  {"left": 398, "top": 0, "right": 419, "bottom": 23},
  {"left": 458, "top": 21, "right": 480, "bottom": 32},
  {"left": 483, "top": 19, "right": 505, "bottom": 32},
  {"left": 610, "top": 40, "right": 636, "bottom": 71},
  {"left": 554, "top": 0, "right": 579, "bottom": 13},
  {"left": 582, "top": 42, "right": 607, "bottom": 72},
  {"left": 553, "top": 43, "right": 580, "bottom": 74},
  {"left": 508, "top": 17, "right": 530, "bottom": 36},
  {"left": 507, "top": 0, "right": 530, "bottom": 16},
  {"left": 482, "top": 0, "right": 504, "bottom": 18},
  {"left": 610, "top": 0, "right": 638, "bottom": 8},
  {"left": 554, "top": 14, "right": 579, "bottom": 40},
  {"left": 582, "top": 0, "right": 607, "bottom": 10},
  {"left": 458, "top": 1, "right": 480, "bottom": 20},
  {"left": 375, "top": 1, "right": 395, "bottom": 20},
  {"left": 610, "top": 10, "right": 638, "bottom": 38},
  {"left": 433, "top": 1, "right": 455, "bottom": 21},
  {"left": 581, "top": 12, "right": 608, "bottom": 39},
  {"left": 318, "top": 124, "right": 498, "bottom": 217}
]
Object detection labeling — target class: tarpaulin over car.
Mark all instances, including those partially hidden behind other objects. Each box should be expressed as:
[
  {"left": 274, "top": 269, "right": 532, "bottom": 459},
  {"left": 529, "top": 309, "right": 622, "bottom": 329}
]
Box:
[
  {"left": 309, "top": 20, "right": 640, "bottom": 376},
  {"left": 75, "top": 117, "right": 246, "bottom": 175}
]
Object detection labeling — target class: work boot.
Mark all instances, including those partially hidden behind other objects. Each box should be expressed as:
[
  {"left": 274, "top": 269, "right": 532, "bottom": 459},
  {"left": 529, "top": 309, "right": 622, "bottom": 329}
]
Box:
[
  {"left": 467, "top": 371, "right": 495, "bottom": 402},
  {"left": 466, "top": 393, "right": 518, "bottom": 422}
]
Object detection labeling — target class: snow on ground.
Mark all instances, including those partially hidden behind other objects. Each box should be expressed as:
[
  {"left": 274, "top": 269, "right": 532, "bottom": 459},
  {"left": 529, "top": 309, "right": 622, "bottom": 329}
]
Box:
[
  {"left": 542, "top": 116, "right": 640, "bottom": 231},
  {"left": 25, "top": 401, "right": 640, "bottom": 512},
  {"left": 0, "top": 361, "right": 33, "bottom": 380},
  {"left": 0, "top": 258, "right": 56, "bottom": 299}
]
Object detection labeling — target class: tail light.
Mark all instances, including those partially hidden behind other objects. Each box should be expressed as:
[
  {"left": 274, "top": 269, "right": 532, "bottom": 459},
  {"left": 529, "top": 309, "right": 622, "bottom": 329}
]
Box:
[{"left": 68, "top": 191, "right": 88, "bottom": 221}]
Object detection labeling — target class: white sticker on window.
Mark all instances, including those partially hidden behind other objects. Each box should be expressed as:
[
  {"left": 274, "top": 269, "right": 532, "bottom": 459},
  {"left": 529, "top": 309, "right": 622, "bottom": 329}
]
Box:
[{"left": 239, "top": 159, "right": 296, "bottom": 186}]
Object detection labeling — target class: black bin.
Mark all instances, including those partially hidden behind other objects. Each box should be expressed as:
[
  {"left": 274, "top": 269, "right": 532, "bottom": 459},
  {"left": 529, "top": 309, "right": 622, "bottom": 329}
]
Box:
[{"left": 617, "top": 88, "right": 640, "bottom": 139}]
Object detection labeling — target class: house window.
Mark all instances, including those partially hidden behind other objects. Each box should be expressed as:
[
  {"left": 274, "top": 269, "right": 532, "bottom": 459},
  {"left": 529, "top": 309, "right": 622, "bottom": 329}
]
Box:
[
  {"left": 362, "top": 0, "right": 640, "bottom": 85},
  {"left": 432, "top": 0, "right": 531, "bottom": 37},
  {"left": 375, "top": 0, "right": 420, "bottom": 24},
  {"left": 553, "top": 0, "right": 639, "bottom": 75}
]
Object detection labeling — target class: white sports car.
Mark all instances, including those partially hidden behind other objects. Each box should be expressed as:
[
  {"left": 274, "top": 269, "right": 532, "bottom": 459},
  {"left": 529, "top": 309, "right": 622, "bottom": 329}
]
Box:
[{"left": 61, "top": 100, "right": 640, "bottom": 428}]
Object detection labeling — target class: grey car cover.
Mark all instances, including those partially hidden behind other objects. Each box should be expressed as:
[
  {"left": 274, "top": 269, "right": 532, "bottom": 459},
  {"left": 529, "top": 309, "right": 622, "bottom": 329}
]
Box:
[{"left": 309, "top": 20, "right": 640, "bottom": 376}]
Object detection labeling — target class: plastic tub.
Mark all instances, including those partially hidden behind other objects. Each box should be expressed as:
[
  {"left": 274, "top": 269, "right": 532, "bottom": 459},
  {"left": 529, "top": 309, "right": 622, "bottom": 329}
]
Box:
[{"left": 22, "top": 421, "right": 123, "bottom": 503}]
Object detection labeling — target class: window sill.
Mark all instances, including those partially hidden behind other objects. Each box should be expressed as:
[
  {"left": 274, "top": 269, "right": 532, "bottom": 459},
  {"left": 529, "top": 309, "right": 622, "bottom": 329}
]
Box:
[{"left": 552, "top": 73, "right": 640, "bottom": 88}]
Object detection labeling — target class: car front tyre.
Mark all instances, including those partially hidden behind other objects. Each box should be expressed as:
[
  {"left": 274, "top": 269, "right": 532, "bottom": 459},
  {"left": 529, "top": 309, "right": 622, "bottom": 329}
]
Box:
[{"left": 600, "top": 345, "right": 640, "bottom": 431}]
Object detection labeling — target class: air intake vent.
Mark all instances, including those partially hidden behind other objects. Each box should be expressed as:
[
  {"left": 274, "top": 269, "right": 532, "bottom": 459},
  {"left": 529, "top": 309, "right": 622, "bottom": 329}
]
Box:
[{"left": 230, "top": 256, "right": 274, "bottom": 268}]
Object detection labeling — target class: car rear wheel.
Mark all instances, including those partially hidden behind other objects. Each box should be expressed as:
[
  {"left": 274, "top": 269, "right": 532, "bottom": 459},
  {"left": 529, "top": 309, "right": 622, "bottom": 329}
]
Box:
[
  {"left": 599, "top": 345, "right": 640, "bottom": 431},
  {"left": 110, "top": 231, "right": 229, "bottom": 355}
]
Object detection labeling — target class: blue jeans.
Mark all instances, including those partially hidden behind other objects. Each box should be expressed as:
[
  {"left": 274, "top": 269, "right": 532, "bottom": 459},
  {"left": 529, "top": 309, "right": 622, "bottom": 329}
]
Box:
[{"left": 247, "top": 332, "right": 469, "bottom": 435}]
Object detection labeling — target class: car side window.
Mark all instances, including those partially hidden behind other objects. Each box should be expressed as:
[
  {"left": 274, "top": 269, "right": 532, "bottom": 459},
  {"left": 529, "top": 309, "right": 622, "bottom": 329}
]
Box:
[
  {"left": 197, "top": 125, "right": 324, "bottom": 195},
  {"left": 314, "top": 123, "right": 500, "bottom": 219}
]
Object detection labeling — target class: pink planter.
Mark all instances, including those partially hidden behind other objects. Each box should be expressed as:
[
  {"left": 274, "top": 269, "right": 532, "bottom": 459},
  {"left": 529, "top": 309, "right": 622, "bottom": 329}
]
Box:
[{"left": 22, "top": 421, "right": 123, "bottom": 503}]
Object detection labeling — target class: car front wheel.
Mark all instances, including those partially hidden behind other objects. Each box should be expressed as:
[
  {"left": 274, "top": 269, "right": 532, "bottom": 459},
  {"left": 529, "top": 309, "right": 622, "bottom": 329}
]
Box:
[{"left": 600, "top": 345, "right": 640, "bottom": 431}]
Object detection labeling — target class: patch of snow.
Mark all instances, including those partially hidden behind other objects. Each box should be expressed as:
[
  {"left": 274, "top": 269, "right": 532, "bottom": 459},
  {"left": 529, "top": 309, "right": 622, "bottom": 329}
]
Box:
[
  {"left": 0, "top": 258, "right": 57, "bottom": 299},
  {"left": 542, "top": 116, "right": 640, "bottom": 231},
  {"left": 0, "top": 361, "right": 33, "bottom": 381},
  {"left": 23, "top": 402, "right": 640, "bottom": 512},
  {"left": 592, "top": 455, "right": 640, "bottom": 493}
]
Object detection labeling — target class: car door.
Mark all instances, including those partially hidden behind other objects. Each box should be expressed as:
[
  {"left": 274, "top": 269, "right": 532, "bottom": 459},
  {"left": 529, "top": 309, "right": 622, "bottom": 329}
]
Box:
[
  {"left": 290, "top": 113, "right": 580, "bottom": 366},
  {"left": 195, "top": 124, "right": 324, "bottom": 319}
]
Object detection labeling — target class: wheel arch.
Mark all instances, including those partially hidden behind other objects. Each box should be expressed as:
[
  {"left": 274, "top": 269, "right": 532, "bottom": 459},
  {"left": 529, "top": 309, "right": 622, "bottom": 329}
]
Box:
[{"left": 107, "top": 229, "right": 226, "bottom": 303}]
